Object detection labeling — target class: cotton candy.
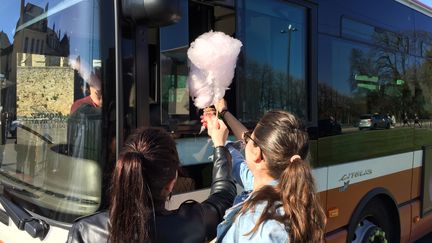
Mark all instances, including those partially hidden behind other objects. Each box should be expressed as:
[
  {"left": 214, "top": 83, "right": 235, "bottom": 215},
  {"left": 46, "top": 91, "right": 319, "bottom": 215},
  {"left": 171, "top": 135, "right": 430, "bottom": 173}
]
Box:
[{"left": 187, "top": 31, "right": 242, "bottom": 109}]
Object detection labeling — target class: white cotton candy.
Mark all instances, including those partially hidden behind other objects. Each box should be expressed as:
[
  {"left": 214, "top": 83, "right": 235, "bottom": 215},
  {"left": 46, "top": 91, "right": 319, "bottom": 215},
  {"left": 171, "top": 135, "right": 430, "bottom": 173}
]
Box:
[{"left": 187, "top": 31, "right": 242, "bottom": 109}]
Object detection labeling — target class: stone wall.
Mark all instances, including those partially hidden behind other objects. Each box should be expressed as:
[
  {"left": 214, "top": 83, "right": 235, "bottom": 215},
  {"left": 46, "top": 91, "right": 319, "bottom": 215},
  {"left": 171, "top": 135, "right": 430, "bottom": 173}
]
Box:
[{"left": 16, "top": 66, "right": 74, "bottom": 117}]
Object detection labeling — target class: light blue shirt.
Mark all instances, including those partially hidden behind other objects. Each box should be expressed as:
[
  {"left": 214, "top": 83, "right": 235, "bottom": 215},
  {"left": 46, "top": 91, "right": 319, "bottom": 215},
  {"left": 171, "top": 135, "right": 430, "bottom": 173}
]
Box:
[
  {"left": 217, "top": 201, "right": 288, "bottom": 243},
  {"left": 225, "top": 141, "right": 253, "bottom": 191},
  {"left": 218, "top": 142, "right": 289, "bottom": 242}
]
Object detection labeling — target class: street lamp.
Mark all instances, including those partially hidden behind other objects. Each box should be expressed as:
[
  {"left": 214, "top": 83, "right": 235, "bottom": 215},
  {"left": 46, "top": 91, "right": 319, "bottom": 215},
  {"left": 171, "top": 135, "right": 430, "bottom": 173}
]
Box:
[{"left": 280, "top": 24, "right": 297, "bottom": 110}]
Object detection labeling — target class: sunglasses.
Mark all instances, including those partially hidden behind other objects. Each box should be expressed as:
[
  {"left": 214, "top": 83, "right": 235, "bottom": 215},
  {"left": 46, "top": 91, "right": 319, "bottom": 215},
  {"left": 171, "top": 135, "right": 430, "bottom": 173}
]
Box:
[
  {"left": 243, "top": 130, "right": 259, "bottom": 145},
  {"left": 242, "top": 131, "right": 264, "bottom": 157}
]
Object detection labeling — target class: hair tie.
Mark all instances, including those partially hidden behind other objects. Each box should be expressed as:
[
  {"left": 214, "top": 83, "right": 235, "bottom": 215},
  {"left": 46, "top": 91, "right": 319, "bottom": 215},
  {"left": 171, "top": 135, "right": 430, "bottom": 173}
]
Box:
[
  {"left": 126, "top": 151, "right": 146, "bottom": 160},
  {"left": 290, "top": 155, "right": 301, "bottom": 163}
]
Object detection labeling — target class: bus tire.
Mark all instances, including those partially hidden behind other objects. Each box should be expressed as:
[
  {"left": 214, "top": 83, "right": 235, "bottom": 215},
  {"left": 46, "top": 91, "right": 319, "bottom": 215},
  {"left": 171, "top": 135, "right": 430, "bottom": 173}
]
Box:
[{"left": 348, "top": 197, "right": 399, "bottom": 243}]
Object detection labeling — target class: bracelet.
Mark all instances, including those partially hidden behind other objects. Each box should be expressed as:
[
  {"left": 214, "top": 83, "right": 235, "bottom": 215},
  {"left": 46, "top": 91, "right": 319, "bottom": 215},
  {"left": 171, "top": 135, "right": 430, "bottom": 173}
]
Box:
[{"left": 219, "top": 109, "right": 228, "bottom": 119}]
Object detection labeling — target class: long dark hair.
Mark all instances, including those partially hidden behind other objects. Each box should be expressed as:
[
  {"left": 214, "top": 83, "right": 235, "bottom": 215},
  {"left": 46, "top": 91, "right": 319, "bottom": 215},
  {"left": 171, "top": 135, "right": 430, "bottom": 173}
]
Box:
[
  {"left": 240, "top": 110, "right": 326, "bottom": 242},
  {"left": 109, "top": 127, "right": 180, "bottom": 243}
]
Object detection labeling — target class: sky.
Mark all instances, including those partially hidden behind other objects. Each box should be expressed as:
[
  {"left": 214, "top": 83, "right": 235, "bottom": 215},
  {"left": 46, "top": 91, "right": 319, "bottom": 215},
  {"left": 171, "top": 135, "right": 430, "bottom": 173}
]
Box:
[
  {"left": 0, "top": 0, "right": 101, "bottom": 69},
  {"left": 0, "top": 1, "right": 21, "bottom": 41},
  {"left": 413, "top": 0, "right": 432, "bottom": 10}
]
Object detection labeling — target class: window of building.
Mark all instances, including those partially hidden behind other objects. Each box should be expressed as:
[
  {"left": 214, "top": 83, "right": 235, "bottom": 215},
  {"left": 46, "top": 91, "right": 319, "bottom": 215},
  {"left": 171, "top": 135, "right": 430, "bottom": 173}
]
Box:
[
  {"left": 35, "top": 39, "right": 39, "bottom": 53},
  {"left": 30, "top": 38, "right": 34, "bottom": 53},
  {"left": 24, "top": 37, "right": 28, "bottom": 52}
]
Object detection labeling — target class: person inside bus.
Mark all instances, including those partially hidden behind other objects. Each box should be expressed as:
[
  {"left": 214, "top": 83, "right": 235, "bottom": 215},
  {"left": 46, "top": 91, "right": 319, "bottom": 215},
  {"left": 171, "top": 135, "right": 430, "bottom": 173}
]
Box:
[
  {"left": 66, "top": 126, "right": 236, "bottom": 243},
  {"left": 66, "top": 68, "right": 103, "bottom": 161},
  {"left": 70, "top": 69, "right": 102, "bottom": 114},
  {"left": 204, "top": 99, "right": 326, "bottom": 242}
]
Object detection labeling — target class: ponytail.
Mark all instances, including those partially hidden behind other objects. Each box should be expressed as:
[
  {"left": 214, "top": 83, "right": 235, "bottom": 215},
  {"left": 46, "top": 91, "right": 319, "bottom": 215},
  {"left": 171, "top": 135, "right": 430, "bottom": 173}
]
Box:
[
  {"left": 239, "top": 110, "right": 326, "bottom": 242},
  {"left": 279, "top": 158, "right": 326, "bottom": 243},
  {"left": 239, "top": 158, "right": 326, "bottom": 243},
  {"left": 109, "top": 152, "right": 153, "bottom": 243}
]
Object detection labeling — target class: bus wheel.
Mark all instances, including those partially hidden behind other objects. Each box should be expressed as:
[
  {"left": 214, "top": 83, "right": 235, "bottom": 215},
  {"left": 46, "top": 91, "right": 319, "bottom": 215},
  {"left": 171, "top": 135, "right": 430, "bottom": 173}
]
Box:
[
  {"left": 349, "top": 198, "right": 398, "bottom": 243},
  {"left": 353, "top": 219, "right": 387, "bottom": 243}
]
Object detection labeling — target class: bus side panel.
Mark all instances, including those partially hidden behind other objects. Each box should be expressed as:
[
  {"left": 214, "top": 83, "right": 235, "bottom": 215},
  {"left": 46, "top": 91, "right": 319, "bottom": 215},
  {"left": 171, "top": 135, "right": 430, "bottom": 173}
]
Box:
[
  {"left": 412, "top": 166, "right": 421, "bottom": 199},
  {"left": 325, "top": 169, "right": 412, "bottom": 232},
  {"left": 410, "top": 201, "right": 432, "bottom": 242},
  {"left": 408, "top": 158, "right": 432, "bottom": 241},
  {"left": 399, "top": 203, "right": 412, "bottom": 243},
  {"left": 325, "top": 229, "right": 347, "bottom": 243},
  {"left": 317, "top": 191, "right": 327, "bottom": 217}
]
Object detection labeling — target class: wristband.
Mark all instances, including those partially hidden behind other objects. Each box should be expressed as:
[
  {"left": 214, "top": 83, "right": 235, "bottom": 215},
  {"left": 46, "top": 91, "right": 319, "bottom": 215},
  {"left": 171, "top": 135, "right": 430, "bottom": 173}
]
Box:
[{"left": 219, "top": 109, "right": 228, "bottom": 119}]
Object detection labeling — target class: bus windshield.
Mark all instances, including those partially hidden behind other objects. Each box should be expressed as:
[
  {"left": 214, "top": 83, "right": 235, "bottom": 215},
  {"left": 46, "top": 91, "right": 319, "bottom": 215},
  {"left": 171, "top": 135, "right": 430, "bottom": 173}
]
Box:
[{"left": 0, "top": 0, "right": 104, "bottom": 222}]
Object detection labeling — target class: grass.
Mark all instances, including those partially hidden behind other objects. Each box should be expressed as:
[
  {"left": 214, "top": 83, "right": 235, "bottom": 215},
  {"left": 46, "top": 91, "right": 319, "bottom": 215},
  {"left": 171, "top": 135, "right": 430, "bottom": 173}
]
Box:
[{"left": 313, "top": 127, "right": 432, "bottom": 166}]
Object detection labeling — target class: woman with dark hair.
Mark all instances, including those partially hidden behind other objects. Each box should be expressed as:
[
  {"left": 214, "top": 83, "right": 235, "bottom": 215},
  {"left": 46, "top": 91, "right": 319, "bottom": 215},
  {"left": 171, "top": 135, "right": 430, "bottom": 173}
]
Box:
[
  {"left": 67, "top": 125, "right": 236, "bottom": 243},
  {"left": 211, "top": 100, "right": 326, "bottom": 243}
]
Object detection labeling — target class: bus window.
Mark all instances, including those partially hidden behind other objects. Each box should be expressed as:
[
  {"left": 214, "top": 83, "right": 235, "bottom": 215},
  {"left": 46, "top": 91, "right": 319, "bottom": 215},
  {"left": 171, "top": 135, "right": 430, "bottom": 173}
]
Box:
[
  {"left": 237, "top": 0, "right": 308, "bottom": 121},
  {"left": 147, "top": 0, "right": 311, "bottom": 193},
  {"left": 0, "top": 0, "right": 107, "bottom": 223},
  {"left": 317, "top": 32, "right": 421, "bottom": 166},
  {"left": 147, "top": 1, "right": 238, "bottom": 193}
]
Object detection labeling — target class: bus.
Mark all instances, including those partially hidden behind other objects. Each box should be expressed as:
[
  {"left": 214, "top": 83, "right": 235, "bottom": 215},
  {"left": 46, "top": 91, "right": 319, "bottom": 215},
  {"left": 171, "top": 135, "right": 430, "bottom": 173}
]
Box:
[{"left": 0, "top": 0, "right": 432, "bottom": 242}]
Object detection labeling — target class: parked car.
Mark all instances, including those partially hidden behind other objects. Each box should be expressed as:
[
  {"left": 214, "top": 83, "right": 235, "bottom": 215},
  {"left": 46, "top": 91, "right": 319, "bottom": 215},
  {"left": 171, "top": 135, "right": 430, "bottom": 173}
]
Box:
[
  {"left": 307, "top": 118, "right": 342, "bottom": 139},
  {"left": 318, "top": 118, "right": 342, "bottom": 137},
  {"left": 359, "top": 114, "right": 391, "bottom": 130}
]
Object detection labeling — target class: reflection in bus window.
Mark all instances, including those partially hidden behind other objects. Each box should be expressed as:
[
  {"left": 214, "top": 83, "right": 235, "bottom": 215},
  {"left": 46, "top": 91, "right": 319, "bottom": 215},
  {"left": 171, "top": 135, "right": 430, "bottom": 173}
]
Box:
[
  {"left": 238, "top": 0, "right": 307, "bottom": 121},
  {"left": 422, "top": 41, "right": 432, "bottom": 58},
  {"left": 153, "top": 0, "right": 310, "bottom": 192},
  {"left": 160, "top": 49, "right": 190, "bottom": 125},
  {"left": 317, "top": 21, "right": 432, "bottom": 166},
  {"left": 0, "top": 0, "right": 105, "bottom": 223},
  {"left": 152, "top": 2, "right": 238, "bottom": 193}
]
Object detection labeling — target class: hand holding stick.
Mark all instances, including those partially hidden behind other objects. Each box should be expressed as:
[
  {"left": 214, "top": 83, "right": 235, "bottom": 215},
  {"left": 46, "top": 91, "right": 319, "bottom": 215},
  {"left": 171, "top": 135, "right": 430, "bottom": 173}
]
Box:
[
  {"left": 213, "top": 99, "right": 248, "bottom": 141},
  {"left": 207, "top": 117, "right": 228, "bottom": 147},
  {"left": 199, "top": 107, "right": 218, "bottom": 134}
]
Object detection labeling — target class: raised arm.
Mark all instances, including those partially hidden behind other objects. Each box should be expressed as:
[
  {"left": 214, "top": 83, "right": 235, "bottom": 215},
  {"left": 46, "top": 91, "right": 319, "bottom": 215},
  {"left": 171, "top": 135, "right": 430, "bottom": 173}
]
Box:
[
  {"left": 178, "top": 118, "right": 236, "bottom": 240},
  {"left": 216, "top": 99, "right": 253, "bottom": 190},
  {"left": 202, "top": 119, "right": 236, "bottom": 235},
  {"left": 225, "top": 142, "right": 253, "bottom": 191},
  {"left": 214, "top": 99, "right": 248, "bottom": 141}
]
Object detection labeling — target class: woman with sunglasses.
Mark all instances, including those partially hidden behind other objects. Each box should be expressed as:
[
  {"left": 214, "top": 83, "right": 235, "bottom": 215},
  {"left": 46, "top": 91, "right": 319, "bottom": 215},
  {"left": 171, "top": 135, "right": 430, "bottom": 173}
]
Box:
[
  {"left": 209, "top": 99, "right": 326, "bottom": 243},
  {"left": 67, "top": 126, "right": 236, "bottom": 243}
]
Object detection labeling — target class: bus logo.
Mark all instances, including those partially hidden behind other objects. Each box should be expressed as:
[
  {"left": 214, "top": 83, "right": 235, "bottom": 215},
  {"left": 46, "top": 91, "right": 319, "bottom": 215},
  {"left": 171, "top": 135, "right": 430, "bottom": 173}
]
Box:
[{"left": 339, "top": 169, "right": 373, "bottom": 182}]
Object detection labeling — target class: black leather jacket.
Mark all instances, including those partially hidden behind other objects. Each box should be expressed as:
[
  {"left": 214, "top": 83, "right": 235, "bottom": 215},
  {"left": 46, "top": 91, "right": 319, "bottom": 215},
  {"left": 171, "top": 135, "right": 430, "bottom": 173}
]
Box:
[{"left": 67, "top": 146, "right": 236, "bottom": 243}]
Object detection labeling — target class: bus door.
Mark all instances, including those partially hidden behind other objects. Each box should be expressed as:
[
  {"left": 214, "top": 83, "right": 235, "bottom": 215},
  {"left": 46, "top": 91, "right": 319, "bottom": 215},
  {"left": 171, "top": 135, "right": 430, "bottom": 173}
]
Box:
[
  {"left": 133, "top": 0, "right": 319, "bottom": 208},
  {"left": 0, "top": 0, "right": 116, "bottom": 242},
  {"left": 0, "top": 0, "right": 180, "bottom": 242}
]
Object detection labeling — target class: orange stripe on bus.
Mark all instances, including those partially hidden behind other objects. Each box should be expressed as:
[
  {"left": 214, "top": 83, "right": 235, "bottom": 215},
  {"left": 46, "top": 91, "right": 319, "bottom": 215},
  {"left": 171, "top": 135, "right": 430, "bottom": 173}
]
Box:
[{"left": 325, "top": 168, "right": 413, "bottom": 233}]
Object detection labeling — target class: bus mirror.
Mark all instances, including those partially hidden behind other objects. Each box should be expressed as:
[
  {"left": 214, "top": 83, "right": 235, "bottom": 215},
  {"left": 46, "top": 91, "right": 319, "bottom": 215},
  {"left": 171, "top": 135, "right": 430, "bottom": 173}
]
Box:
[{"left": 121, "top": 0, "right": 181, "bottom": 26}]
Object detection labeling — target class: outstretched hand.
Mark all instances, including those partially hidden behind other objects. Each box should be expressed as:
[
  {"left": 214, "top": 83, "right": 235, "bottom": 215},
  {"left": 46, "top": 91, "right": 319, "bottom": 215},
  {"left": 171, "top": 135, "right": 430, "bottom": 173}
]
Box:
[
  {"left": 215, "top": 99, "right": 228, "bottom": 113},
  {"left": 200, "top": 107, "right": 217, "bottom": 131},
  {"left": 206, "top": 116, "right": 228, "bottom": 147}
]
